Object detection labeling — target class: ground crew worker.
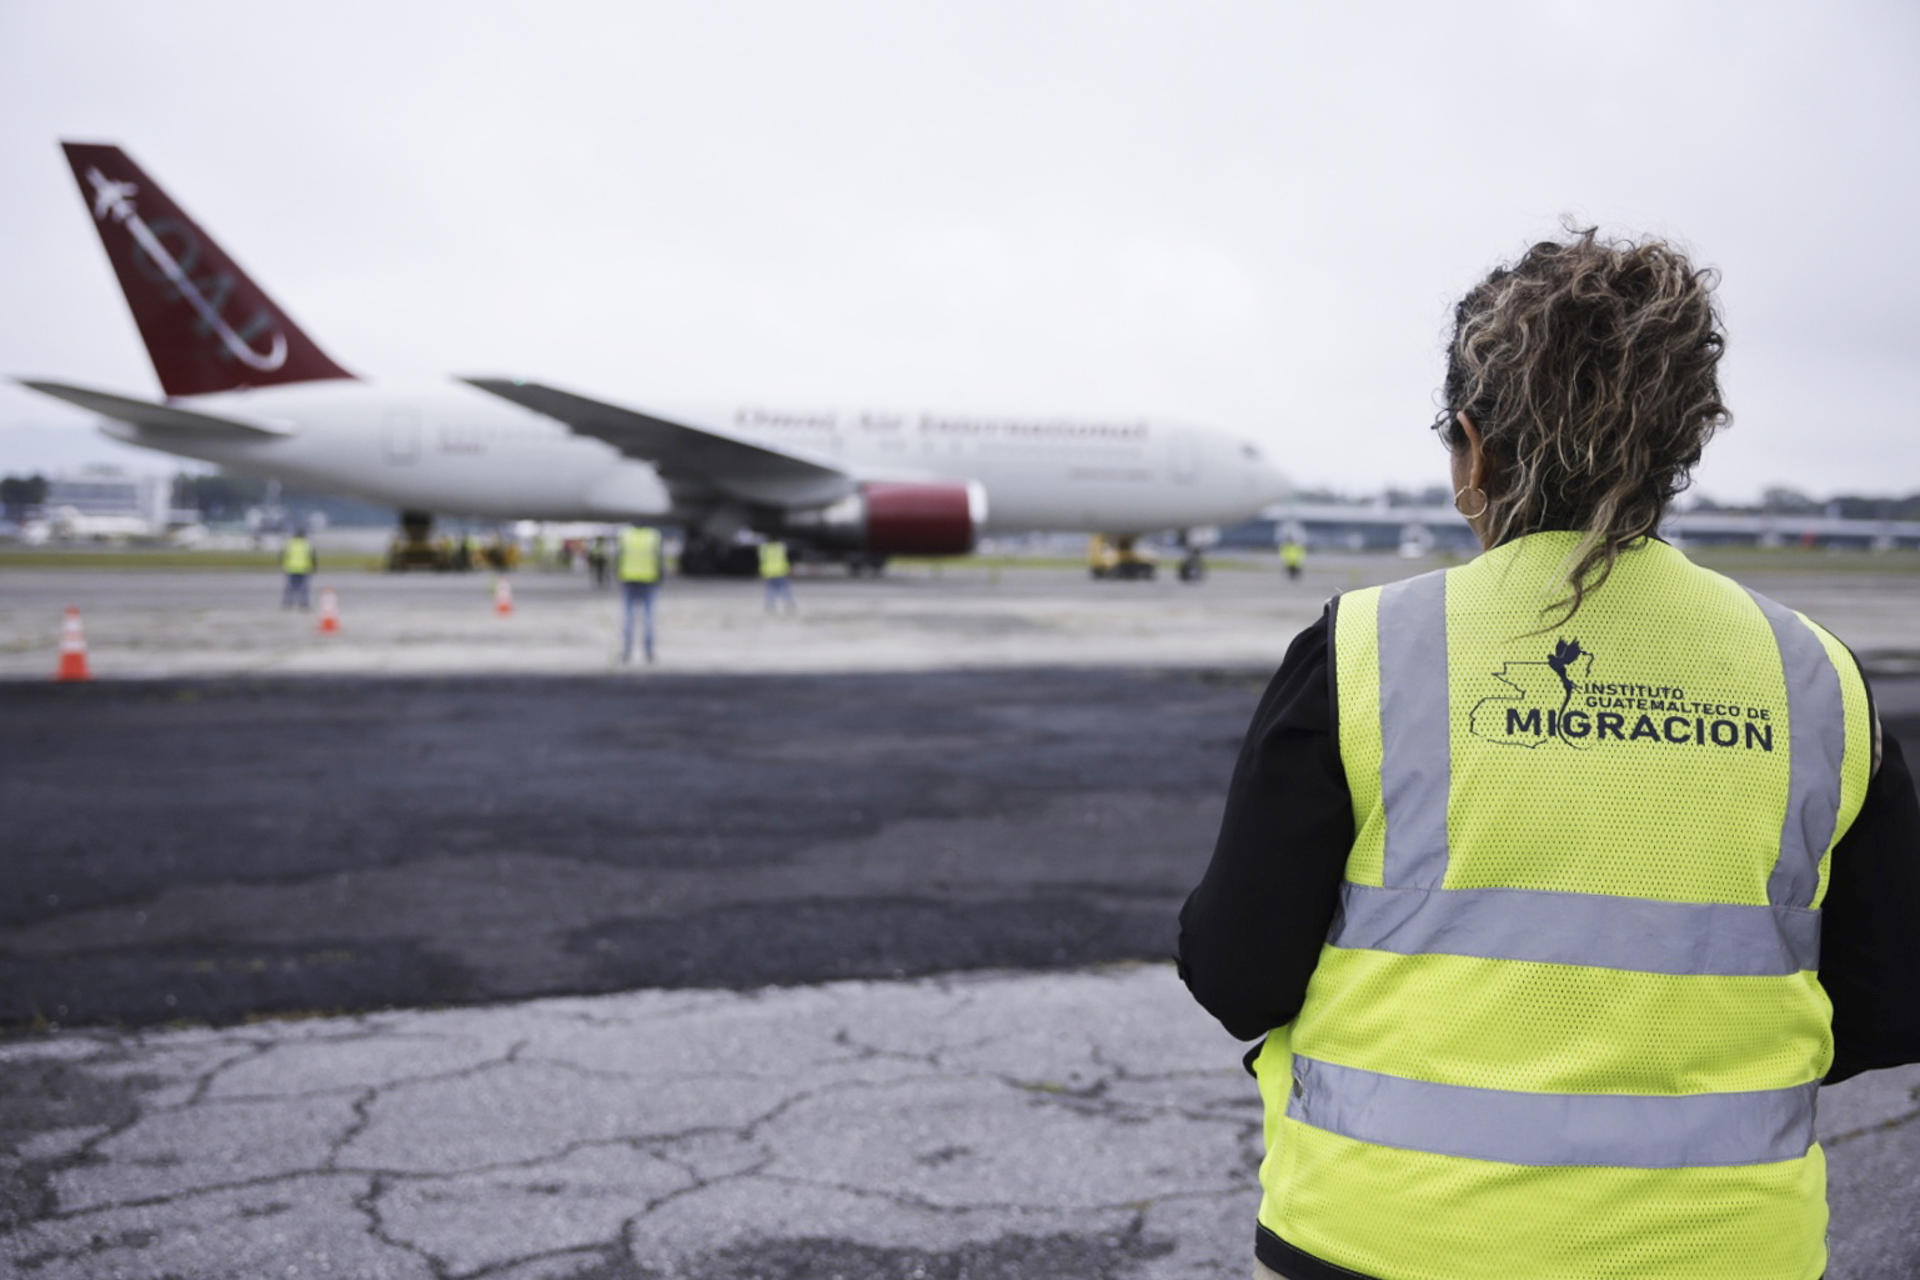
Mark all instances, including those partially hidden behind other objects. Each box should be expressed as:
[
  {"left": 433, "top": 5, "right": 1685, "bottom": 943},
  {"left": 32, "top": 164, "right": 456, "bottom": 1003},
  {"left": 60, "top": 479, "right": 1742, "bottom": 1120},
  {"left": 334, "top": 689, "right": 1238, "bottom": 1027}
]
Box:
[
  {"left": 280, "top": 527, "right": 315, "bottom": 609},
  {"left": 1179, "top": 229, "right": 1920, "bottom": 1280},
  {"left": 759, "top": 538, "right": 796, "bottom": 614},
  {"left": 1278, "top": 537, "right": 1305, "bottom": 581},
  {"left": 617, "top": 521, "right": 663, "bottom": 663},
  {"left": 585, "top": 535, "right": 610, "bottom": 588}
]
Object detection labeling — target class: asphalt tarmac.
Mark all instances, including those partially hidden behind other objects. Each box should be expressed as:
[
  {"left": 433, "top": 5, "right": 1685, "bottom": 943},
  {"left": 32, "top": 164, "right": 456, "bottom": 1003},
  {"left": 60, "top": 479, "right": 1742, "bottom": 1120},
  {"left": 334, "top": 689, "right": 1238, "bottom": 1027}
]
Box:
[
  {"left": 0, "top": 669, "right": 1264, "bottom": 1029},
  {"left": 3, "top": 669, "right": 1916, "bottom": 1032}
]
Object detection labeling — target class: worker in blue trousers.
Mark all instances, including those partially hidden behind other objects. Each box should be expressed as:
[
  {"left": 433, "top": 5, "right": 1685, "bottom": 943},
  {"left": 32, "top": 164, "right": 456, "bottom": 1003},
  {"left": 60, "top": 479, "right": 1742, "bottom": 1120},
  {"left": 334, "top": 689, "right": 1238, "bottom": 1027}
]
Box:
[
  {"left": 618, "top": 523, "right": 663, "bottom": 662},
  {"left": 760, "top": 538, "right": 796, "bottom": 614},
  {"left": 280, "top": 528, "right": 316, "bottom": 609}
]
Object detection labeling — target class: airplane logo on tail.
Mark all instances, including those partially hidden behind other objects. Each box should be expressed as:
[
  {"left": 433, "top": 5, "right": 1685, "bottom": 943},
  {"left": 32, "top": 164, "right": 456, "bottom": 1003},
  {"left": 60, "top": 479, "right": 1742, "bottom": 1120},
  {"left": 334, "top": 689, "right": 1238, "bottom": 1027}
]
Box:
[{"left": 83, "top": 165, "right": 288, "bottom": 373}]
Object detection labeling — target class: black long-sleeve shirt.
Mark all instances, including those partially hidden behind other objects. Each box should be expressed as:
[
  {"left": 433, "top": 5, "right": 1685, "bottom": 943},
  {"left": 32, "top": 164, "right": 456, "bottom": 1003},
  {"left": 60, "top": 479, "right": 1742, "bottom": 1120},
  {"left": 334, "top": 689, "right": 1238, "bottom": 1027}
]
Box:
[{"left": 1178, "top": 607, "right": 1920, "bottom": 1085}]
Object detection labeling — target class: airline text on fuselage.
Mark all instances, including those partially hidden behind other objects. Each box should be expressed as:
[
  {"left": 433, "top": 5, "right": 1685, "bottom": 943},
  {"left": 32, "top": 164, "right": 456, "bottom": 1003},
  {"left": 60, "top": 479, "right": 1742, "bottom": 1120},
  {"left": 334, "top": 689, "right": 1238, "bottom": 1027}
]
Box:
[{"left": 734, "top": 407, "right": 1150, "bottom": 441}]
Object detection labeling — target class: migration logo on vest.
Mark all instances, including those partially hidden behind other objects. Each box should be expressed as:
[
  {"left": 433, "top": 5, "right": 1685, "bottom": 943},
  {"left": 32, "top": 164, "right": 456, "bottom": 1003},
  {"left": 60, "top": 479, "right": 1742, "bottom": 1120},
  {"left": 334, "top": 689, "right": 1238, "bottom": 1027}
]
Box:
[{"left": 1468, "top": 637, "right": 1778, "bottom": 753}]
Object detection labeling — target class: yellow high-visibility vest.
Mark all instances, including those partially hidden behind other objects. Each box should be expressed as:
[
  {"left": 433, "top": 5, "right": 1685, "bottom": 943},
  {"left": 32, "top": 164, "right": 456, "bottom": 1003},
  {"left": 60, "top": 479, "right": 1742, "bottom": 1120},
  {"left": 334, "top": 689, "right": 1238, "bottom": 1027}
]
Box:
[
  {"left": 1256, "top": 531, "right": 1874, "bottom": 1280},
  {"left": 281, "top": 536, "right": 314, "bottom": 575},
  {"left": 1280, "top": 540, "right": 1305, "bottom": 569},
  {"left": 759, "top": 541, "right": 790, "bottom": 579},
  {"left": 619, "top": 526, "right": 662, "bottom": 583}
]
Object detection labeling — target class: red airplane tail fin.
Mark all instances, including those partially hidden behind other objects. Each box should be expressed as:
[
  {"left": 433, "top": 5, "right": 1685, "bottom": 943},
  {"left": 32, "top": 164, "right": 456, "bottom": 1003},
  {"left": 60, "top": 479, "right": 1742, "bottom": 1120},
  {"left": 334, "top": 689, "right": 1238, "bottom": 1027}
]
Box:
[{"left": 60, "top": 142, "right": 353, "bottom": 398}]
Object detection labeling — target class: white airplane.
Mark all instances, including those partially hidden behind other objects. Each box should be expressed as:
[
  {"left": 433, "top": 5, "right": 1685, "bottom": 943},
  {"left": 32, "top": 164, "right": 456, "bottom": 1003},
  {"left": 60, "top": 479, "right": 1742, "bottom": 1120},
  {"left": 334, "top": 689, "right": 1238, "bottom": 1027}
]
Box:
[
  {"left": 32, "top": 507, "right": 169, "bottom": 543},
  {"left": 18, "top": 142, "right": 1288, "bottom": 574}
]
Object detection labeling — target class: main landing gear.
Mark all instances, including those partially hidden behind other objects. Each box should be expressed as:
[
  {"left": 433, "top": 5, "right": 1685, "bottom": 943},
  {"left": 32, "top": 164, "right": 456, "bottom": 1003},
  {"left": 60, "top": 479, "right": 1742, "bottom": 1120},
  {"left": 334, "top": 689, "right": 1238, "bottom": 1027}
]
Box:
[
  {"left": 677, "top": 533, "right": 760, "bottom": 577},
  {"left": 386, "top": 510, "right": 452, "bottom": 572}
]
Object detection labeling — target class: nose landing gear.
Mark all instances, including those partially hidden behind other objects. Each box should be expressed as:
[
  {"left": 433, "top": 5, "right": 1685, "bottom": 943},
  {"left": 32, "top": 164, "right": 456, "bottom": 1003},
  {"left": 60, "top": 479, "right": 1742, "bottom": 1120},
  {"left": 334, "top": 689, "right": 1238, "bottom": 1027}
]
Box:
[{"left": 1176, "top": 526, "right": 1217, "bottom": 583}]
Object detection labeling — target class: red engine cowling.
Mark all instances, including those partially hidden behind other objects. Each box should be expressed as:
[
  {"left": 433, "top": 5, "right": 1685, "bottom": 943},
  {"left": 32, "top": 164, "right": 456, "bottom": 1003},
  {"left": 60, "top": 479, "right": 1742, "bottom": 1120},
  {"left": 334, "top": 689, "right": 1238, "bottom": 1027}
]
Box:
[
  {"left": 864, "top": 482, "right": 986, "bottom": 554},
  {"left": 786, "top": 481, "right": 987, "bottom": 555}
]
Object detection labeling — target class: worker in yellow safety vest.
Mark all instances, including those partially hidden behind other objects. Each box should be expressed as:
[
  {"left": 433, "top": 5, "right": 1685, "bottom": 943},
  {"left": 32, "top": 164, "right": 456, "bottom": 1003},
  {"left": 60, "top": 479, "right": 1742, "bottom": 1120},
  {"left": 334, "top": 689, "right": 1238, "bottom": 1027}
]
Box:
[
  {"left": 759, "top": 539, "right": 796, "bottom": 615},
  {"left": 617, "top": 522, "right": 663, "bottom": 663},
  {"left": 1179, "top": 229, "right": 1918, "bottom": 1280},
  {"left": 280, "top": 528, "right": 316, "bottom": 610},
  {"left": 1279, "top": 537, "right": 1305, "bottom": 581}
]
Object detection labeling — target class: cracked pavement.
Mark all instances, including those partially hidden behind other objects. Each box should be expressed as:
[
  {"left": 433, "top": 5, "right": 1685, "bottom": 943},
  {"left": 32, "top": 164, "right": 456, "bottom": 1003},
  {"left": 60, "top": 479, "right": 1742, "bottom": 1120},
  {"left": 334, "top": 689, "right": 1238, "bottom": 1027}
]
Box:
[
  {"left": 0, "top": 966, "right": 1255, "bottom": 1279},
  {"left": 3, "top": 965, "right": 1917, "bottom": 1280}
]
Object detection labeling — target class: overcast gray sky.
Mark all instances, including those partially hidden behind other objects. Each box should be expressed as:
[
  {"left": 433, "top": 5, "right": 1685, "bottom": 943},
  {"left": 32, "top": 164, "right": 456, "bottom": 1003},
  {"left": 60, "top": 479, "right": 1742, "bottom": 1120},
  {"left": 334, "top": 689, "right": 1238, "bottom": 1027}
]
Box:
[{"left": 2, "top": 0, "right": 1915, "bottom": 501}]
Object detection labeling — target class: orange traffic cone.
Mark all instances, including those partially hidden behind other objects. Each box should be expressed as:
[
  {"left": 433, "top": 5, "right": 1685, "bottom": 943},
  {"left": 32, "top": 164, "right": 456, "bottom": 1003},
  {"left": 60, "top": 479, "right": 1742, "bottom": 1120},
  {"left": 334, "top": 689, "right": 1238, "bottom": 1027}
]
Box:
[
  {"left": 55, "top": 606, "right": 91, "bottom": 682},
  {"left": 317, "top": 587, "right": 341, "bottom": 634},
  {"left": 493, "top": 577, "right": 514, "bottom": 616}
]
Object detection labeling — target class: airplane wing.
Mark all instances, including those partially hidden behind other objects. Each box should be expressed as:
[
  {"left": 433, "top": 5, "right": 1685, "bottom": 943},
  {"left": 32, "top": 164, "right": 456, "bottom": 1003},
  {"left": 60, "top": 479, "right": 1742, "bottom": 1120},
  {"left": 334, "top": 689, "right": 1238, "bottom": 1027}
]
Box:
[
  {"left": 15, "top": 379, "right": 295, "bottom": 438},
  {"left": 462, "top": 378, "right": 853, "bottom": 508}
]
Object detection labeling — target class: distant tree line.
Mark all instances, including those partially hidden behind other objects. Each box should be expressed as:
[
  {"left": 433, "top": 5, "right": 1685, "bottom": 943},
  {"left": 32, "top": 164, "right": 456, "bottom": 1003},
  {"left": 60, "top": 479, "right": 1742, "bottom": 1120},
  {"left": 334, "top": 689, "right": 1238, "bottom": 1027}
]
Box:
[
  {"left": 1687, "top": 488, "right": 1920, "bottom": 521},
  {"left": 0, "top": 474, "right": 48, "bottom": 520}
]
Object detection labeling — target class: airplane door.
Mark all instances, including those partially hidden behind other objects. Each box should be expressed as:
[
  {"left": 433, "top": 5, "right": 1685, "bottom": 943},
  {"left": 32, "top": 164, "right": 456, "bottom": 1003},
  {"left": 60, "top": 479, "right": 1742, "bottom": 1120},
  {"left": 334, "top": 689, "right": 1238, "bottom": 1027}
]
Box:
[
  {"left": 1169, "top": 429, "right": 1200, "bottom": 484},
  {"left": 384, "top": 409, "right": 421, "bottom": 465}
]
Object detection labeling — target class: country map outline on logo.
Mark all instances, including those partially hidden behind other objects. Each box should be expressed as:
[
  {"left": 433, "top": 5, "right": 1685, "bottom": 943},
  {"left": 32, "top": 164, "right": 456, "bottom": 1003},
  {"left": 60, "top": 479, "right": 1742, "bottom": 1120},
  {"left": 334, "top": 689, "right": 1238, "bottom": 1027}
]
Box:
[{"left": 1468, "top": 636, "right": 1595, "bottom": 751}]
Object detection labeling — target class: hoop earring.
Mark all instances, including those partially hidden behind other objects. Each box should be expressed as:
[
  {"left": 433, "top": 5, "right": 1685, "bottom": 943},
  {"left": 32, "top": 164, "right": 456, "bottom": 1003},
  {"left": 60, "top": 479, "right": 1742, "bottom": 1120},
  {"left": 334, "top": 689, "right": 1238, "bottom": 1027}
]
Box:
[{"left": 1454, "top": 487, "right": 1490, "bottom": 520}]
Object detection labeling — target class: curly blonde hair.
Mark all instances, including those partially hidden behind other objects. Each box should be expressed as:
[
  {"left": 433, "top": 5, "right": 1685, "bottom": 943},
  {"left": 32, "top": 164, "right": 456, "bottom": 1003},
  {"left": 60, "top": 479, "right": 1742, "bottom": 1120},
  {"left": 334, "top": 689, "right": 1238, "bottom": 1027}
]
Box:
[{"left": 1436, "top": 227, "right": 1730, "bottom": 621}]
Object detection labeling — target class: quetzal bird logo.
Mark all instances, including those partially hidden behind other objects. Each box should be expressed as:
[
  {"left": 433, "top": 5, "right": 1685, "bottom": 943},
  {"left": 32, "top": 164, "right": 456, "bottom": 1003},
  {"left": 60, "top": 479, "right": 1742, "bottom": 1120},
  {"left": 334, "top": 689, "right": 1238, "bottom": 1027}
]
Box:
[{"left": 1545, "top": 637, "right": 1588, "bottom": 723}]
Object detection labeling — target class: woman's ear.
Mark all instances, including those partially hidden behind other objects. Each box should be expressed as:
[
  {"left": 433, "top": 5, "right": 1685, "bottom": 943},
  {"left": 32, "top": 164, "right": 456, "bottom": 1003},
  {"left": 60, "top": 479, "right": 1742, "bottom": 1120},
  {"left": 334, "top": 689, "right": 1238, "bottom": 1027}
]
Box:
[{"left": 1456, "top": 411, "right": 1492, "bottom": 490}]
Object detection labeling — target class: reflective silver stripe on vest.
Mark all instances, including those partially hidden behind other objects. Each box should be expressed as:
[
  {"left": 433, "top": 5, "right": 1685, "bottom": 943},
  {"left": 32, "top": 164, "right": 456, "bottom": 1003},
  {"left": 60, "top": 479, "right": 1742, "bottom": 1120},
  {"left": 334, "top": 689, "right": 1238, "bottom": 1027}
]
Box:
[
  {"left": 1376, "top": 570, "right": 1451, "bottom": 889},
  {"left": 1285, "top": 1055, "right": 1819, "bottom": 1168},
  {"left": 1747, "top": 591, "right": 1847, "bottom": 909},
  {"left": 1331, "top": 882, "right": 1820, "bottom": 976}
]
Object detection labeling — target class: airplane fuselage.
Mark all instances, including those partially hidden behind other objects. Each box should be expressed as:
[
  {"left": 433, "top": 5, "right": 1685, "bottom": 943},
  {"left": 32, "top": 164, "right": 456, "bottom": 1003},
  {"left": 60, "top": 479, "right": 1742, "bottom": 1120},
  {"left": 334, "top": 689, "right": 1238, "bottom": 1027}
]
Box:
[{"left": 103, "top": 379, "right": 1284, "bottom": 534}]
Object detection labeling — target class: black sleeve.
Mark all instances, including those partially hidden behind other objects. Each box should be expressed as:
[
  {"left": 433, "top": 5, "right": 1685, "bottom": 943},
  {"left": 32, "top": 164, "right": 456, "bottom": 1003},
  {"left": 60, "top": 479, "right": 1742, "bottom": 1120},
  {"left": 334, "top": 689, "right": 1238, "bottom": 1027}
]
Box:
[
  {"left": 1177, "top": 606, "right": 1354, "bottom": 1041},
  {"left": 1821, "top": 727, "right": 1920, "bottom": 1084}
]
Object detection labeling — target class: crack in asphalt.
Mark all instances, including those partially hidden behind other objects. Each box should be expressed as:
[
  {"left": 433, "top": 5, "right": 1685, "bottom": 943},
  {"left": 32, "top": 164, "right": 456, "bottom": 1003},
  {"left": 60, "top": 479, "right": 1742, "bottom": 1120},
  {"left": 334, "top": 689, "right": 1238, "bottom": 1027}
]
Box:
[
  {"left": 328, "top": 1087, "right": 382, "bottom": 1171},
  {"left": 1823, "top": 1085, "right": 1920, "bottom": 1149},
  {"left": 746, "top": 1169, "right": 1246, "bottom": 1222},
  {"left": 180, "top": 1041, "right": 276, "bottom": 1106},
  {"left": 354, "top": 1171, "right": 452, "bottom": 1280}
]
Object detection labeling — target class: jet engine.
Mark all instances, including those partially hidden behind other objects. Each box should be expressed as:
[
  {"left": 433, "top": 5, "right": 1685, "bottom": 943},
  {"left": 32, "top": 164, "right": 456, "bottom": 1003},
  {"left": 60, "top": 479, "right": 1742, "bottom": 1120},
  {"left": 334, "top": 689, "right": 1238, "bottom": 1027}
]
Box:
[{"left": 785, "top": 481, "right": 988, "bottom": 555}]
